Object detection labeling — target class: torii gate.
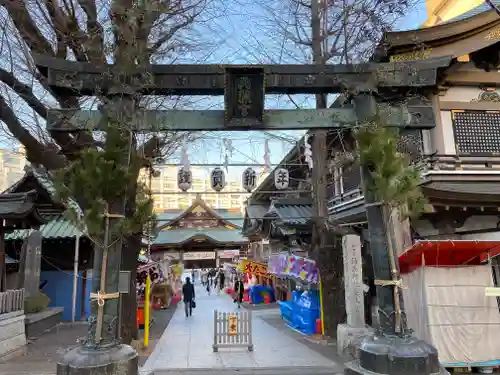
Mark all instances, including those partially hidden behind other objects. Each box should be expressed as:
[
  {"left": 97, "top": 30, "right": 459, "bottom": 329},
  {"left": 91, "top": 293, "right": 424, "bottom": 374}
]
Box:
[{"left": 35, "top": 54, "right": 452, "bottom": 375}]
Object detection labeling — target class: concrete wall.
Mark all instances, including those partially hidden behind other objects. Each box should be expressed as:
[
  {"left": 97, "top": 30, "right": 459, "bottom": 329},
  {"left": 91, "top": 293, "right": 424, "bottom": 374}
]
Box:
[{"left": 0, "top": 311, "right": 26, "bottom": 359}]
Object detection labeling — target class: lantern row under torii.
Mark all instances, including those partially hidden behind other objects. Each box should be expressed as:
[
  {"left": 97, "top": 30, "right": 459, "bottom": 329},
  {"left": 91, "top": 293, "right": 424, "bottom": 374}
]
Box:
[{"left": 176, "top": 166, "right": 291, "bottom": 192}]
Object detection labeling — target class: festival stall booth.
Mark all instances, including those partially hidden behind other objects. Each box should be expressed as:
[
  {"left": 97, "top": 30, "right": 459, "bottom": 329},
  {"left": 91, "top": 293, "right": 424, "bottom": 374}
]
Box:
[
  {"left": 399, "top": 240, "right": 500, "bottom": 371},
  {"left": 237, "top": 259, "right": 275, "bottom": 304},
  {"left": 136, "top": 254, "right": 165, "bottom": 329},
  {"left": 168, "top": 263, "right": 183, "bottom": 305},
  {"left": 269, "top": 253, "right": 322, "bottom": 335}
]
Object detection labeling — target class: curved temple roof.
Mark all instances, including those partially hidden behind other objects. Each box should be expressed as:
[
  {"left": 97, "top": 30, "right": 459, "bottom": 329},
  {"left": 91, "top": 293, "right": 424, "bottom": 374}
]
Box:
[
  {"left": 0, "top": 190, "right": 47, "bottom": 229},
  {"left": 374, "top": 8, "right": 500, "bottom": 62}
]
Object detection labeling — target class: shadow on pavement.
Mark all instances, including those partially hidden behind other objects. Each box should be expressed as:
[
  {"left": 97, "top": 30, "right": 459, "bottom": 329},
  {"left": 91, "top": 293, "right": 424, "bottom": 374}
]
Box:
[{"left": 0, "top": 306, "right": 177, "bottom": 375}]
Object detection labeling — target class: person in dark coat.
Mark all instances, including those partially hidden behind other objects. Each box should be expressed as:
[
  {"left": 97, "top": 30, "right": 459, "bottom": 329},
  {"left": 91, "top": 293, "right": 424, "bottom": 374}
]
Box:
[
  {"left": 219, "top": 269, "right": 226, "bottom": 290},
  {"left": 182, "top": 277, "right": 195, "bottom": 317},
  {"left": 234, "top": 276, "right": 244, "bottom": 308}
]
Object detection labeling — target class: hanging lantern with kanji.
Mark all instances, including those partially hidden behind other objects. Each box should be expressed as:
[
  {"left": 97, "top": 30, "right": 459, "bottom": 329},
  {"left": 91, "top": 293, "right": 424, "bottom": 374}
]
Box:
[
  {"left": 177, "top": 167, "right": 192, "bottom": 191},
  {"left": 242, "top": 167, "right": 257, "bottom": 192},
  {"left": 274, "top": 167, "right": 289, "bottom": 190},
  {"left": 211, "top": 167, "right": 226, "bottom": 192}
]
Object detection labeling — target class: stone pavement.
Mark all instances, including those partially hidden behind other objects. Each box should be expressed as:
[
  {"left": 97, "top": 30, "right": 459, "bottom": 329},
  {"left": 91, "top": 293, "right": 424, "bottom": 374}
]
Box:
[
  {"left": 143, "top": 284, "right": 343, "bottom": 373},
  {"left": 0, "top": 308, "right": 176, "bottom": 375}
]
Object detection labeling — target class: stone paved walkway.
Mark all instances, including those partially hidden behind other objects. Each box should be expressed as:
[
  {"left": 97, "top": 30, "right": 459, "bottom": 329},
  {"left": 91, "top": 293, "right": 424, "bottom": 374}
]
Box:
[{"left": 143, "top": 284, "right": 343, "bottom": 372}]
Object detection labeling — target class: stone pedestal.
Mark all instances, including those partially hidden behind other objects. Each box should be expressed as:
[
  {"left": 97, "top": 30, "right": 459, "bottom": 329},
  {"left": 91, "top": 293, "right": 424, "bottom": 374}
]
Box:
[
  {"left": 0, "top": 311, "right": 26, "bottom": 360},
  {"left": 337, "top": 324, "right": 373, "bottom": 358},
  {"left": 57, "top": 343, "right": 138, "bottom": 375},
  {"left": 344, "top": 333, "right": 447, "bottom": 375}
]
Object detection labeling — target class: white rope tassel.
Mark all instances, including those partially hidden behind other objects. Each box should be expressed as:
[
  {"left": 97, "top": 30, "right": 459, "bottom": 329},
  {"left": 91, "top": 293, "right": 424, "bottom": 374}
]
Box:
[
  {"left": 264, "top": 140, "right": 271, "bottom": 172},
  {"left": 90, "top": 291, "right": 105, "bottom": 307},
  {"left": 181, "top": 141, "right": 190, "bottom": 171}
]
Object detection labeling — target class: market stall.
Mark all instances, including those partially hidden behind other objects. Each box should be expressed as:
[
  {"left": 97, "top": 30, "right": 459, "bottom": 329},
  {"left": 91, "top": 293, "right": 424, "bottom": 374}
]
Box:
[
  {"left": 168, "top": 263, "right": 183, "bottom": 305},
  {"left": 399, "top": 240, "right": 500, "bottom": 371},
  {"left": 136, "top": 254, "right": 165, "bottom": 328},
  {"left": 238, "top": 259, "right": 275, "bottom": 304},
  {"left": 268, "top": 253, "right": 321, "bottom": 335}
]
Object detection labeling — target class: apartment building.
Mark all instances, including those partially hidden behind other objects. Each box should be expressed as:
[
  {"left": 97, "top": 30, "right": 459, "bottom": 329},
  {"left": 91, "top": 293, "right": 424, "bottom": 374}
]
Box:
[
  {"left": 423, "top": 0, "right": 495, "bottom": 26},
  {"left": 140, "top": 165, "right": 269, "bottom": 212},
  {"left": 0, "top": 147, "right": 27, "bottom": 192}
]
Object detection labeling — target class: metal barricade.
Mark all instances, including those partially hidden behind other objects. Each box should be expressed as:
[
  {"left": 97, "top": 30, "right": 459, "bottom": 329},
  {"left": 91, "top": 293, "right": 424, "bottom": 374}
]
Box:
[{"left": 213, "top": 309, "right": 253, "bottom": 352}]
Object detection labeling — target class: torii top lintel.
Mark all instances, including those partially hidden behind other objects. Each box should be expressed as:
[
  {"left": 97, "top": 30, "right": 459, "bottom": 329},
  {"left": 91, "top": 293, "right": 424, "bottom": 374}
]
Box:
[{"left": 34, "top": 54, "right": 452, "bottom": 96}]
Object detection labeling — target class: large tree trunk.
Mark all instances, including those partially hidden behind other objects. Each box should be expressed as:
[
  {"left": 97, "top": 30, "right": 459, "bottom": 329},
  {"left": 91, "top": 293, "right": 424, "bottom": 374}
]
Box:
[
  {"left": 314, "top": 233, "right": 345, "bottom": 337},
  {"left": 119, "top": 172, "right": 142, "bottom": 345}
]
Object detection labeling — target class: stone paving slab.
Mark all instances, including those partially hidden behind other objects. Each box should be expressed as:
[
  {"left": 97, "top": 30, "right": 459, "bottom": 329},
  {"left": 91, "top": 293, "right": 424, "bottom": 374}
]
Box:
[
  {"left": 150, "top": 366, "right": 343, "bottom": 375},
  {"left": 144, "top": 284, "right": 342, "bottom": 371}
]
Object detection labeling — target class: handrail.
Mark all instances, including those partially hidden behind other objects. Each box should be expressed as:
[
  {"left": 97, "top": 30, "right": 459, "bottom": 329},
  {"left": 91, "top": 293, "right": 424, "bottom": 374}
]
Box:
[{"left": 327, "top": 154, "right": 500, "bottom": 209}]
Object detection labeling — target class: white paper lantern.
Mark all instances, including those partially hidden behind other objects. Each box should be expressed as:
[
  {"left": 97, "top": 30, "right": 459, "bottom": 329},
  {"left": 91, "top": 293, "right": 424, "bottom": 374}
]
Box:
[
  {"left": 274, "top": 168, "right": 289, "bottom": 190},
  {"left": 211, "top": 167, "right": 226, "bottom": 192},
  {"left": 242, "top": 167, "right": 257, "bottom": 192},
  {"left": 177, "top": 167, "right": 192, "bottom": 191}
]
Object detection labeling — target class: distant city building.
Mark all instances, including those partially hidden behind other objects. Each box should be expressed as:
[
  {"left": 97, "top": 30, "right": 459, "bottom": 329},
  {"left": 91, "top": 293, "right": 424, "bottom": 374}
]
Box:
[
  {"left": 0, "top": 146, "right": 27, "bottom": 192},
  {"left": 139, "top": 165, "right": 269, "bottom": 212},
  {"left": 424, "top": 0, "right": 487, "bottom": 26}
]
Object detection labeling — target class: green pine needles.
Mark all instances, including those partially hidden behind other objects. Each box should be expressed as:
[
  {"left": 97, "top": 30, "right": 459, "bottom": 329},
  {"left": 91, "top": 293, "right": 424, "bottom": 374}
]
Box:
[
  {"left": 355, "top": 123, "right": 426, "bottom": 219},
  {"left": 54, "top": 121, "right": 155, "bottom": 241}
]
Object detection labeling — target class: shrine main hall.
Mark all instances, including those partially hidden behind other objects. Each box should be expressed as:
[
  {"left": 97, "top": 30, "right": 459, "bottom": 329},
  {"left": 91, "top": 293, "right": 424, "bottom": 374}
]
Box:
[{"left": 149, "top": 196, "right": 248, "bottom": 269}]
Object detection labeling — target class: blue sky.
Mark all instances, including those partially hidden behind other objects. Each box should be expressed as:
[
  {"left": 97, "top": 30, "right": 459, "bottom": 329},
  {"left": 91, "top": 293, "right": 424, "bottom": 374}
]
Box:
[
  {"left": 171, "top": 0, "right": 429, "bottom": 176},
  {"left": 1, "top": 0, "right": 429, "bottom": 177}
]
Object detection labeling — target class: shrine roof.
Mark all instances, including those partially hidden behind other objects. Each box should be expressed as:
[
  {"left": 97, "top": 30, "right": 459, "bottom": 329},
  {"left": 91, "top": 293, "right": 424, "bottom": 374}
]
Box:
[
  {"left": 152, "top": 227, "right": 248, "bottom": 246},
  {"left": 4, "top": 166, "right": 82, "bottom": 216},
  {"left": 4, "top": 167, "right": 86, "bottom": 241},
  {"left": 155, "top": 195, "right": 244, "bottom": 229},
  {"left": 5, "top": 215, "right": 85, "bottom": 241},
  {"left": 243, "top": 198, "right": 314, "bottom": 237},
  {"left": 373, "top": 8, "right": 500, "bottom": 61},
  {"left": 0, "top": 190, "right": 47, "bottom": 228},
  {"left": 266, "top": 199, "right": 314, "bottom": 226}
]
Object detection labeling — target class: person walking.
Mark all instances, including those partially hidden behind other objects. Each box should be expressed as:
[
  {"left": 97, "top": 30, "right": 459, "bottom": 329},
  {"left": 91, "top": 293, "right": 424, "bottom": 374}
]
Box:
[
  {"left": 214, "top": 269, "right": 219, "bottom": 294},
  {"left": 182, "top": 277, "right": 195, "bottom": 317},
  {"left": 218, "top": 269, "right": 225, "bottom": 295},
  {"left": 201, "top": 269, "right": 208, "bottom": 287},
  {"left": 234, "top": 276, "right": 244, "bottom": 308},
  {"left": 206, "top": 273, "right": 211, "bottom": 295}
]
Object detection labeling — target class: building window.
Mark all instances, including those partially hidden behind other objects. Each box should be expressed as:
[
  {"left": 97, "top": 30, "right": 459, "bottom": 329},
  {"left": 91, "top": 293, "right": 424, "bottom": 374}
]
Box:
[
  {"left": 341, "top": 162, "right": 360, "bottom": 193},
  {"left": 397, "top": 129, "right": 424, "bottom": 164},
  {"left": 453, "top": 111, "right": 500, "bottom": 155}
]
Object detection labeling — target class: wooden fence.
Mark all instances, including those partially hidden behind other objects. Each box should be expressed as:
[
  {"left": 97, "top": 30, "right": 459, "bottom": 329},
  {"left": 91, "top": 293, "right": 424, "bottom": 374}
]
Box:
[
  {"left": 0, "top": 289, "right": 25, "bottom": 314},
  {"left": 213, "top": 310, "right": 253, "bottom": 352}
]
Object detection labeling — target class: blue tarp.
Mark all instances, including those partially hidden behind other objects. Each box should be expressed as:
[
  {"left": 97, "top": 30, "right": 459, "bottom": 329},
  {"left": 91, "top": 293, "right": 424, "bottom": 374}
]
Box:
[
  {"left": 248, "top": 285, "right": 275, "bottom": 304},
  {"left": 279, "top": 290, "right": 320, "bottom": 335}
]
